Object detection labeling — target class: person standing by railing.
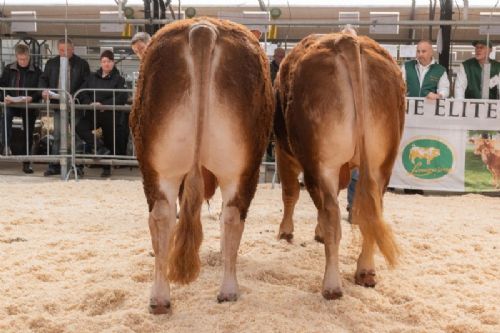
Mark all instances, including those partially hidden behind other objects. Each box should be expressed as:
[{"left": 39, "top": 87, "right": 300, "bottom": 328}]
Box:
[
  {"left": 454, "top": 40, "right": 500, "bottom": 100},
  {"left": 401, "top": 40, "right": 450, "bottom": 100},
  {"left": 38, "top": 38, "right": 90, "bottom": 176},
  {"left": 270, "top": 47, "right": 285, "bottom": 86},
  {"left": 75, "top": 50, "right": 128, "bottom": 177},
  {"left": 266, "top": 47, "right": 286, "bottom": 163},
  {"left": 397, "top": 39, "right": 450, "bottom": 196},
  {"left": 131, "top": 32, "right": 151, "bottom": 61},
  {"left": 0, "top": 43, "right": 42, "bottom": 174}
]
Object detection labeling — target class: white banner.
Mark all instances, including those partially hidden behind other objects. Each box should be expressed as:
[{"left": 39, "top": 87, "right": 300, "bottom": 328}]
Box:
[{"left": 389, "top": 98, "right": 500, "bottom": 192}]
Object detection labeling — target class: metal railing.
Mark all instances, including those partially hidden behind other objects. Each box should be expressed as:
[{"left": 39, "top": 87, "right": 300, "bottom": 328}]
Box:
[
  {"left": 69, "top": 88, "right": 136, "bottom": 180},
  {"left": 1, "top": 87, "right": 73, "bottom": 168},
  {"left": 1, "top": 87, "right": 278, "bottom": 183}
]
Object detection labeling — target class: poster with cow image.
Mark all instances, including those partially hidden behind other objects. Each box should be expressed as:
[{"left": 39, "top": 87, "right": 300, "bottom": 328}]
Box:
[
  {"left": 465, "top": 131, "right": 500, "bottom": 191},
  {"left": 389, "top": 128, "right": 466, "bottom": 192},
  {"left": 389, "top": 97, "right": 500, "bottom": 192}
]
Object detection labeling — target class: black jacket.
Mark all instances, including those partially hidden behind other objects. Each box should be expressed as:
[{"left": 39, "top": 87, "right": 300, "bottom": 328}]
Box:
[
  {"left": 78, "top": 67, "right": 128, "bottom": 105},
  {"left": 38, "top": 54, "right": 90, "bottom": 95},
  {"left": 270, "top": 60, "right": 280, "bottom": 86},
  {"left": 0, "top": 61, "right": 42, "bottom": 102}
]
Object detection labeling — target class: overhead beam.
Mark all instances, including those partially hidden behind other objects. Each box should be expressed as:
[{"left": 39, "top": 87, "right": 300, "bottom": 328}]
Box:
[{"left": 1, "top": 17, "right": 500, "bottom": 27}]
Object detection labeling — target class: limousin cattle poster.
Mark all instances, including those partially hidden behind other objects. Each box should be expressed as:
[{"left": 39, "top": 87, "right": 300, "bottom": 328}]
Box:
[{"left": 389, "top": 98, "right": 500, "bottom": 192}]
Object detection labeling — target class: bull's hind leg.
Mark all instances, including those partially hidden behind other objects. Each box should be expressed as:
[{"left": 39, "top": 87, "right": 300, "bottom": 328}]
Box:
[
  {"left": 312, "top": 170, "right": 343, "bottom": 300},
  {"left": 276, "top": 144, "right": 302, "bottom": 241},
  {"left": 355, "top": 232, "right": 376, "bottom": 288},
  {"left": 217, "top": 180, "right": 245, "bottom": 302},
  {"left": 354, "top": 164, "right": 393, "bottom": 288},
  {"left": 148, "top": 177, "right": 183, "bottom": 314}
]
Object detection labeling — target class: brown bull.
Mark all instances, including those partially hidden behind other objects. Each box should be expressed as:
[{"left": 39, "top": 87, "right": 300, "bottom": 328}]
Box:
[
  {"left": 470, "top": 137, "right": 500, "bottom": 188},
  {"left": 130, "top": 18, "right": 273, "bottom": 314},
  {"left": 274, "top": 32, "right": 405, "bottom": 299}
]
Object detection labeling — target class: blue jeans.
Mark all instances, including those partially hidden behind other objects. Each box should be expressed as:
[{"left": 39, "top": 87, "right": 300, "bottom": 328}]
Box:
[{"left": 347, "top": 168, "right": 359, "bottom": 209}]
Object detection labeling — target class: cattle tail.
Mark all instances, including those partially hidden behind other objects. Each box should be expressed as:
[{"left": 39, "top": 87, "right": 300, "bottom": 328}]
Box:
[
  {"left": 338, "top": 35, "right": 400, "bottom": 267},
  {"left": 167, "top": 22, "right": 218, "bottom": 284}
]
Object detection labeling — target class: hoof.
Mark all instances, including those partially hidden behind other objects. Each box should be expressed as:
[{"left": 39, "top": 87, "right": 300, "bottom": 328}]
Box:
[
  {"left": 149, "top": 299, "right": 171, "bottom": 315},
  {"left": 355, "top": 270, "right": 377, "bottom": 288},
  {"left": 322, "top": 288, "right": 343, "bottom": 300},
  {"left": 279, "top": 232, "right": 293, "bottom": 242},
  {"left": 217, "top": 293, "right": 238, "bottom": 303},
  {"left": 314, "top": 235, "right": 324, "bottom": 244}
]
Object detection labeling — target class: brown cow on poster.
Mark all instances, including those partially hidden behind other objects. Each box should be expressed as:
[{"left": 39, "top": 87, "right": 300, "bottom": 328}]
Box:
[
  {"left": 274, "top": 31, "right": 405, "bottom": 299},
  {"left": 130, "top": 18, "right": 273, "bottom": 314},
  {"left": 470, "top": 137, "right": 500, "bottom": 188}
]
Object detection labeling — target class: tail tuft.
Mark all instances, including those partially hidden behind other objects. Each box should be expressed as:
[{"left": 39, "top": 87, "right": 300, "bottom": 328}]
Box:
[
  {"left": 168, "top": 166, "right": 204, "bottom": 284},
  {"left": 353, "top": 175, "right": 400, "bottom": 267}
]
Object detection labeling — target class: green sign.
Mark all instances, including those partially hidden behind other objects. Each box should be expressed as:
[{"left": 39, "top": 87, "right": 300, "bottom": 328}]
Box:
[{"left": 402, "top": 139, "right": 453, "bottom": 179}]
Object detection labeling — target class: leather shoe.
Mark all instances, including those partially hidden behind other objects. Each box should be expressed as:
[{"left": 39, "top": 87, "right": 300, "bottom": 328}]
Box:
[
  {"left": 44, "top": 167, "right": 60, "bottom": 176},
  {"left": 22, "top": 162, "right": 34, "bottom": 174}
]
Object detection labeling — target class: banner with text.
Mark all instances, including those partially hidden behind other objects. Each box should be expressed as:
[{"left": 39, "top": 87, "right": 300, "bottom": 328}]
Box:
[{"left": 389, "top": 97, "right": 500, "bottom": 192}]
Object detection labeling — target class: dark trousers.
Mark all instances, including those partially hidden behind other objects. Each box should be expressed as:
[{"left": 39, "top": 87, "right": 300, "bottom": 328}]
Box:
[
  {"left": 2, "top": 107, "right": 38, "bottom": 155},
  {"left": 76, "top": 109, "right": 129, "bottom": 155}
]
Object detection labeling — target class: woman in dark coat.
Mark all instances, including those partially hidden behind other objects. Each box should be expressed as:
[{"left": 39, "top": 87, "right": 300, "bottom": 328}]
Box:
[{"left": 76, "top": 50, "right": 129, "bottom": 177}]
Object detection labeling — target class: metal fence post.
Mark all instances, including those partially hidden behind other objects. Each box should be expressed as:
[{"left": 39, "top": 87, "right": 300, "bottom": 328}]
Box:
[{"left": 59, "top": 57, "right": 69, "bottom": 179}]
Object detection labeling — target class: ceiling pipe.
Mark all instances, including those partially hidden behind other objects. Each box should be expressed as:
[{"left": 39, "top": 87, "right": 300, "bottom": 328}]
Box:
[{"left": 1, "top": 18, "right": 500, "bottom": 26}]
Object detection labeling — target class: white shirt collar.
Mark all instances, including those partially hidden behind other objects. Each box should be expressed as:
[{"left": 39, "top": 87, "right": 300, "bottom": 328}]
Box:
[{"left": 417, "top": 59, "right": 436, "bottom": 70}]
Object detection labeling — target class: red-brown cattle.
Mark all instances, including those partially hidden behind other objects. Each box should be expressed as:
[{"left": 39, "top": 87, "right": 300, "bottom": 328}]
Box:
[
  {"left": 130, "top": 18, "right": 273, "bottom": 314},
  {"left": 274, "top": 31, "right": 405, "bottom": 299},
  {"left": 470, "top": 137, "right": 500, "bottom": 188}
]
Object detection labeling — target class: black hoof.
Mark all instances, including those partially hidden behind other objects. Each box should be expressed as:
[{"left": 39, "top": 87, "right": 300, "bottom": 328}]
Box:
[
  {"left": 314, "top": 235, "right": 324, "bottom": 244},
  {"left": 149, "top": 299, "right": 171, "bottom": 315},
  {"left": 217, "top": 293, "right": 238, "bottom": 303},
  {"left": 279, "top": 233, "right": 293, "bottom": 242},
  {"left": 355, "top": 270, "right": 377, "bottom": 288},
  {"left": 322, "top": 289, "right": 343, "bottom": 300}
]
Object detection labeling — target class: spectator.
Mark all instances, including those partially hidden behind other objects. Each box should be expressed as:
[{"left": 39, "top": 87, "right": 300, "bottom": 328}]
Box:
[
  {"left": 266, "top": 47, "right": 286, "bottom": 162},
  {"left": 346, "top": 169, "right": 359, "bottom": 223},
  {"left": 401, "top": 40, "right": 449, "bottom": 195},
  {"left": 270, "top": 47, "right": 285, "bottom": 85},
  {"left": 0, "top": 43, "right": 42, "bottom": 173},
  {"left": 39, "top": 38, "right": 90, "bottom": 176},
  {"left": 455, "top": 40, "right": 500, "bottom": 100},
  {"left": 402, "top": 40, "right": 450, "bottom": 100},
  {"left": 131, "top": 32, "right": 151, "bottom": 60},
  {"left": 75, "top": 50, "right": 128, "bottom": 177}
]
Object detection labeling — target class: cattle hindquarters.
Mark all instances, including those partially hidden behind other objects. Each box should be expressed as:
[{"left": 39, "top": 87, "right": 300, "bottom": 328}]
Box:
[
  {"left": 130, "top": 17, "right": 273, "bottom": 313},
  {"left": 275, "top": 32, "right": 405, "bottom": 299}
]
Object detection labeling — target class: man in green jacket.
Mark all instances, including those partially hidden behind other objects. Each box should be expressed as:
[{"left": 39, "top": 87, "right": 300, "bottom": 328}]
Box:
[
  {"left": 402, "top": 39, "right": 450, "bottom": 100},
  {"left": 401, "top": 40, "right": 449, "bottom": 195},
  {"left": 454, "top": 40, "right": 500, "bottom": 100}
]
